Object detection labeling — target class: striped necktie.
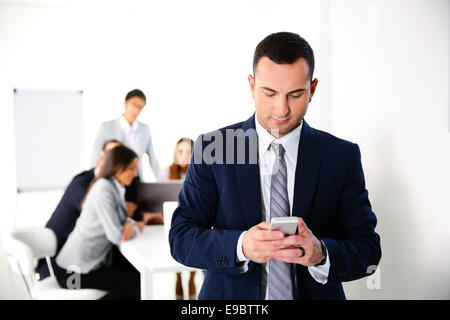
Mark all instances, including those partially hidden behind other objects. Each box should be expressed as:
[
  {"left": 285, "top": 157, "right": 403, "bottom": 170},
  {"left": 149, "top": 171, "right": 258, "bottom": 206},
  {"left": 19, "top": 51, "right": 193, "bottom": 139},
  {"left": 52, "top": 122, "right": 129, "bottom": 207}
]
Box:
[{"left": 268, "top": 142, "right": 294, "bottom": 300}]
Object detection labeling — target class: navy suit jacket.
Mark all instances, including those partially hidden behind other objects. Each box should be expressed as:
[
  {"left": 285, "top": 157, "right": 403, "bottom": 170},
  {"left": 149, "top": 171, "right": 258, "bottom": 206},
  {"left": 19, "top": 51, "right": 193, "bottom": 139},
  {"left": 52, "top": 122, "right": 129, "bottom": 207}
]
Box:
[{"left": 169, "top": 114, "right": 381, "bottom": 300}]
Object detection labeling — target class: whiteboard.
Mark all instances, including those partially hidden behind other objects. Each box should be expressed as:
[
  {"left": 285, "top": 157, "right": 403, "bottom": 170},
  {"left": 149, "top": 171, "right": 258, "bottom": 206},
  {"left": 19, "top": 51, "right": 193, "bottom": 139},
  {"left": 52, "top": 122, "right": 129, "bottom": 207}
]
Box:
[{"left": 14, "top": 89, "right": 84, "bottom": 192}]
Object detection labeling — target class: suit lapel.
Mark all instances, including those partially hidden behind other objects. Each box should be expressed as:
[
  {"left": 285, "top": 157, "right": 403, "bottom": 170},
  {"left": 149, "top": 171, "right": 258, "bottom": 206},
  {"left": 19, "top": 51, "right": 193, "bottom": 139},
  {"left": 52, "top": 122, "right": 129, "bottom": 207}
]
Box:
[
  {"left": 291, "top": 120, "right": 323, "bottom": 223},
  {"left": 235, "top": 113, "right": 263, "bottom": 229},
  {"left": 234, "top": 115, "right": 323, "bottom": 227}
]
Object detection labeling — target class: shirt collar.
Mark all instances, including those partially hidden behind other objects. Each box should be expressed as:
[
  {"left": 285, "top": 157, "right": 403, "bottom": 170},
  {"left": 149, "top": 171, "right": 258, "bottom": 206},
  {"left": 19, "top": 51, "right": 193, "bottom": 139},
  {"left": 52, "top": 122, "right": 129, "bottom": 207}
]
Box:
[
  {"left": 254, "top": 112, "right": 303, "bottom": 158},
  {"left": 120, "top": 115, "right": 139, "bottom": 133}
]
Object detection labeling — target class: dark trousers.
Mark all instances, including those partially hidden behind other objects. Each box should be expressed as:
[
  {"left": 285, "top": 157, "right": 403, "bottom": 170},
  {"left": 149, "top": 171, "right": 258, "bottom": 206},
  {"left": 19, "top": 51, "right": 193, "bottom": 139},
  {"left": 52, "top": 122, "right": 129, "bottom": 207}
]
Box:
[
  {"left": 53, "top": 246, "right": 140, "bottom": 300},
  {"left": 126, "top": 176, "right": 143, "bottom": 221}
]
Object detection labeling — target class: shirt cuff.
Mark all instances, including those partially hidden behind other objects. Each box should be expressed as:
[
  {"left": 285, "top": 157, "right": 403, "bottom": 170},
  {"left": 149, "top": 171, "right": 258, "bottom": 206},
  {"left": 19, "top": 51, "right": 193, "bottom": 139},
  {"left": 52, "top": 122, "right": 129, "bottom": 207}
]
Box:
[
  {"left": 236, "top": 231, "right": 249, "bottom": 262},
  {"left": 307, "top": 248, "right": 330, "bottom": 284}
]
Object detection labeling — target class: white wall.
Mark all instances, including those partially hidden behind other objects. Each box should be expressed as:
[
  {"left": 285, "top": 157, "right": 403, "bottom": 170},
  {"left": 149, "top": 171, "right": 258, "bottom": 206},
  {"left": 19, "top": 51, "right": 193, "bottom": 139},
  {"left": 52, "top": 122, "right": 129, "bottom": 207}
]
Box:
[
  {"left": 0, "top": 0, "right": 332, "bottom": 298},
  {"left": 331, "top": 0, "right": 450, "bottom": 299},
  {"left": 0, "top": 0, "right": 329, "bottom": 229},
  {"left": 1, "top": 0, "right": 448, "bottom": 299}
]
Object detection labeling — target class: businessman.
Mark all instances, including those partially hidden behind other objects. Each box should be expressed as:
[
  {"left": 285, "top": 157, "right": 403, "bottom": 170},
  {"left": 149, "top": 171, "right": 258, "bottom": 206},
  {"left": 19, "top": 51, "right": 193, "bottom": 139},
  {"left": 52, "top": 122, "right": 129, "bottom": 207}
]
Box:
[
  {"left": 91, "top": 89, "right": 160, "bottom": 180},
  {"left": 169, "top": 32, "right": 381, "bottom": 300}
]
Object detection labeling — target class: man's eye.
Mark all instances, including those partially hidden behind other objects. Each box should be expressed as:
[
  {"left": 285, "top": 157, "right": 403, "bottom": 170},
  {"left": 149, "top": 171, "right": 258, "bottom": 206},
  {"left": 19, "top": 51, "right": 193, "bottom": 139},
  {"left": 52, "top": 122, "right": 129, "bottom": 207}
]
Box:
[
  {"left": 289, "top": 94, "right": 302, "bottom": 99},
  {"left": 265, "top": 93, "right": 276, "bottom": 97}
]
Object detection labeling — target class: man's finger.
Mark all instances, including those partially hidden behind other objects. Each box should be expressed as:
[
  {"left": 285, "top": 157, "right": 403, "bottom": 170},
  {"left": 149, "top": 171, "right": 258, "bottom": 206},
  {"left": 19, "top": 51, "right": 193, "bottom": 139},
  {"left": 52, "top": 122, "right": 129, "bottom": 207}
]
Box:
[
  {"left": 253, "top": 229, "right": 285, "bottom": 241},
  {"left": 271, "top": 248, "right": 304, "bottom": 259},
  {"left": 272, "top": 235, "right": 308, "bottom": 248},
  {"left": 297, "top": 218, "right": 310, "bottom": 236},
  {"left": 272, "top": 255, "right": 306, "bottom": 264},
  {"left": 257, "top": 222, "right": 271, "bottom": 230}
]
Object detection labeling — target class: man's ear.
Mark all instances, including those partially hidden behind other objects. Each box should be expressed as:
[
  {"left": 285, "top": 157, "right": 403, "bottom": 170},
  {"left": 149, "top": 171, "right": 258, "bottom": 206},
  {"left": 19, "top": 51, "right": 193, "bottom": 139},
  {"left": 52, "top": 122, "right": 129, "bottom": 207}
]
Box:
[
  {"left": 309, "top": 78, "right": 318, "bottom": 102},
  {"left": 248, "top": 74, "right": 256, "bottom": 100}
]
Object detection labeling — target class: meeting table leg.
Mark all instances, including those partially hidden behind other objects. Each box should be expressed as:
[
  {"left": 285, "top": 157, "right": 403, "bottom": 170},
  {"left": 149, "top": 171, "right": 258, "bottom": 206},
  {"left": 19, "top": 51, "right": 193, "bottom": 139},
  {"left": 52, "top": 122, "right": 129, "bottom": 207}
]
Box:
[{"left": 140, "top": 266, "right": 153, "bottom": 300}]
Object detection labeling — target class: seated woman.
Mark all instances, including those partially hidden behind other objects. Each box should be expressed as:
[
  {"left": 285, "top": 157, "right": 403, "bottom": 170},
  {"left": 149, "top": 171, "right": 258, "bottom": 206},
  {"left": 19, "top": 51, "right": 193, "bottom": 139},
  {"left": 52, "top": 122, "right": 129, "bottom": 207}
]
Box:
[
  {"left": 54, "top": 145, "right": 144, "bottom": 299},
  {"left": 158, "top": 138, "right": 196, "bottom": 300}
]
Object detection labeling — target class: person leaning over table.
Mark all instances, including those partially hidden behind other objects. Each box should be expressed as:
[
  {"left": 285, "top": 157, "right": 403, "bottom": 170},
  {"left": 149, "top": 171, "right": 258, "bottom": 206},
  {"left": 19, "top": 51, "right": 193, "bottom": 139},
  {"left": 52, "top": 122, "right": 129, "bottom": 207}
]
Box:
[
  {"left": 158, "top": 137, "right": 196, "bottom": 300},
  {"left": 54, "top": 145, "right": 144, "bottom": 300}
]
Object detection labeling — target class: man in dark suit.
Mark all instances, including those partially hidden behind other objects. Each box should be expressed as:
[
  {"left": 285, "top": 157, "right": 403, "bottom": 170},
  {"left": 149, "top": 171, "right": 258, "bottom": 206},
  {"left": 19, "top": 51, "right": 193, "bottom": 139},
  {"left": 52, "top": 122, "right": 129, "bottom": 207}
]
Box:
[
  {"left": 169, "top": 32, "right": 381, "bottom": 300},
  {"left": 35, "top": 140, "right": 121, "bottom": 279}
]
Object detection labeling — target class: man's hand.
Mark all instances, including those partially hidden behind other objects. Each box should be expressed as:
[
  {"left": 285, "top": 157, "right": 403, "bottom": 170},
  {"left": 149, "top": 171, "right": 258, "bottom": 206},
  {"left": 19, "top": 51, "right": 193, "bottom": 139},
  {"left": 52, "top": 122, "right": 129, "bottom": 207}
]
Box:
[
  {"left": 142, "top": 212, "right": 164, "bottom": 224},
  {"left": 242, "top": 222, "right": 285, "bottom": 263},
  {"left": 122, "top": 220, "right": 136, "bottom": 241},
  {"left": 270, "top": 218, "right": 323, "bottom": 266},
  {"left": 125, "top": 201, "right": 138, "bottom": 217}
]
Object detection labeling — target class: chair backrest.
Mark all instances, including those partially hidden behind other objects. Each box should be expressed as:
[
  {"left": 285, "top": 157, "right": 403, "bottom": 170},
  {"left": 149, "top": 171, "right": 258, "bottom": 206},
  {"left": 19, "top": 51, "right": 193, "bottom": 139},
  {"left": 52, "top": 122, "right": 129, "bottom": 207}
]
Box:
[
  {"left": 9, "top": 228, "right": 57, "bottom": 259},
  {"left": 2, "top": 227, "right": 57, "bottom": 298}
]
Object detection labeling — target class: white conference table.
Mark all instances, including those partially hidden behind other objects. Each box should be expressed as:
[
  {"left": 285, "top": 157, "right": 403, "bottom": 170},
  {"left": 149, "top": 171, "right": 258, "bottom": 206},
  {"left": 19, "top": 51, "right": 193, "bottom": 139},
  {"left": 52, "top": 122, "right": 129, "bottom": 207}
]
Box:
[{"left": 119, "top": 225, "right": 198, "bottom": 300}]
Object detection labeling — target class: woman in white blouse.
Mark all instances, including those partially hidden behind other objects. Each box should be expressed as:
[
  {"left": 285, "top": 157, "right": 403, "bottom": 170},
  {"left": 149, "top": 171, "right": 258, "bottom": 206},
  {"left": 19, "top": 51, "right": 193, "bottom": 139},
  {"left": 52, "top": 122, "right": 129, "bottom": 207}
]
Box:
[{"left": 158, "top": 138, "right": 196, "bottom": 300}]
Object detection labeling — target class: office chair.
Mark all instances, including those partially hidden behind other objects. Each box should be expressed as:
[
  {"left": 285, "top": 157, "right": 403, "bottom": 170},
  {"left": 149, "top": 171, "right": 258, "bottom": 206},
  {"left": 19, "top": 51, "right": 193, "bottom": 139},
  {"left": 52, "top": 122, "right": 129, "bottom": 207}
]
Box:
[{"left": 2, "top": 227, "right": 107, "bottom": 300}]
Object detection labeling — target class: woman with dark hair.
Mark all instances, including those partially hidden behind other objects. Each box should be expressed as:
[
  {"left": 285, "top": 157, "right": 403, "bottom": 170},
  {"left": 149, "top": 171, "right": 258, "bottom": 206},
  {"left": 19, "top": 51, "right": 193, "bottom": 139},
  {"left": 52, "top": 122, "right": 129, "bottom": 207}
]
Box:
[
  {"left": 54, "top": 145, "right": 143, "bottom": 299},
  {"left": 158, "top": 138, "right": 197, "bottom": 300}
]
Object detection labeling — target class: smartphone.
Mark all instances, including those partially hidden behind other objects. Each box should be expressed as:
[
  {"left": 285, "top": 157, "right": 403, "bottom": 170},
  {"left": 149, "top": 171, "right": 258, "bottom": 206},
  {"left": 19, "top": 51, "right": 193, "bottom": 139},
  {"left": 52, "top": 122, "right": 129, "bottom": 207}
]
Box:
[{"left": 269, "top": 216, "right": 299, "bottom": 235}]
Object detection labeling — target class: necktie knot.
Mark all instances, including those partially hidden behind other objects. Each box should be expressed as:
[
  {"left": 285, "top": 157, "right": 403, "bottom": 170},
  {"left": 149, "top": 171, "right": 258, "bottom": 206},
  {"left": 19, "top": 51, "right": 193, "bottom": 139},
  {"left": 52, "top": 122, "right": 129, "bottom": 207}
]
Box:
[{"left": 270, "top": 142, "right": 285, "bottom": 158}]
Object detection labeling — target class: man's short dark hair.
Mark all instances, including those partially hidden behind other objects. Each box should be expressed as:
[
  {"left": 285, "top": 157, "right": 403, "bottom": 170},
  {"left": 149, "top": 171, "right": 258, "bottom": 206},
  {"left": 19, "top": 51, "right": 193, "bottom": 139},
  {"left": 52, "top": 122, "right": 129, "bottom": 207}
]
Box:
[
  {"left": 125, "top": 89, "right": 146, "bottom": 102},
  {"left": 253, "top": 32, "right": 315, "bottom": 81}
]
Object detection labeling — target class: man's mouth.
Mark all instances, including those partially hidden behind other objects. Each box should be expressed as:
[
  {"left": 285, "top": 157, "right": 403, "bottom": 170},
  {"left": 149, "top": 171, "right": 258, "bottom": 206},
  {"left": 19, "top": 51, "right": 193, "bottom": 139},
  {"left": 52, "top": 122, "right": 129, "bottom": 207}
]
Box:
[{"left": 272, "top": 116, "right": 290, "bottom": 124}]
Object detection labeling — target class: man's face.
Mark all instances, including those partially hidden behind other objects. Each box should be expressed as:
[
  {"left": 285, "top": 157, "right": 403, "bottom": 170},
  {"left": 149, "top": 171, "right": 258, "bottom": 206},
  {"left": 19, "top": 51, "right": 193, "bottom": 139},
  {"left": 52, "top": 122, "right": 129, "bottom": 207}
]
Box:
[
  {"left": 248, "top": 56, "right": 318, "bottom": 138},
  {"left": 124, "top": 96, "right": 146, "bottom": 124}
]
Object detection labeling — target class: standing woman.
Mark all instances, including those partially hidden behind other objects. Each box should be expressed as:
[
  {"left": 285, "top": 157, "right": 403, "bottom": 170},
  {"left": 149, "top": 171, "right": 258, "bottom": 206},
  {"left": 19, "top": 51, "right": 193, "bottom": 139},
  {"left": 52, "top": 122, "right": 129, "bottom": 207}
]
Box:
[
  {"left": 158, "top": 138, "right": 196, "bottom": 300},
  {"left": 54, "top": 146, "right": 144, "bottom": 299}
]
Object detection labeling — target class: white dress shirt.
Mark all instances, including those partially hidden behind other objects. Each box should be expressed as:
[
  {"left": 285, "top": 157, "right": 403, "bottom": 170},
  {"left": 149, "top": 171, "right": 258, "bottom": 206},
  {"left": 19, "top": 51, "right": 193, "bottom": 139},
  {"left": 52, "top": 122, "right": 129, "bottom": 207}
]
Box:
[
  {"left": 119, "top": 116, "right": 141, "bottom": 156},
  {"left": 236, "top": 113, "right": 330, "bottom": 299}
]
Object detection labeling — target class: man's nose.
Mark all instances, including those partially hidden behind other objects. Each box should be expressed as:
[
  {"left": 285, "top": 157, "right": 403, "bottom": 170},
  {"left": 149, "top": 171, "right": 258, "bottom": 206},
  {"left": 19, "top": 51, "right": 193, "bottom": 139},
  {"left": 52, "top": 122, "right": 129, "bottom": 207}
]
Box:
[{"left": 274, "top": 96, "right": 289, "bottom": 117}]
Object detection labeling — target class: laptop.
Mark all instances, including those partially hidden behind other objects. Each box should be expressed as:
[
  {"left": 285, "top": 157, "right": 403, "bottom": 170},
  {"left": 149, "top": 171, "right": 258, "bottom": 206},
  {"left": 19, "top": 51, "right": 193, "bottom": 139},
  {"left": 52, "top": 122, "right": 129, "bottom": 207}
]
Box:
[{"left": 136, "top": 181, "right": 184, "bottom": 213}]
